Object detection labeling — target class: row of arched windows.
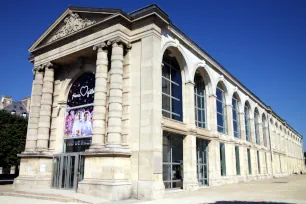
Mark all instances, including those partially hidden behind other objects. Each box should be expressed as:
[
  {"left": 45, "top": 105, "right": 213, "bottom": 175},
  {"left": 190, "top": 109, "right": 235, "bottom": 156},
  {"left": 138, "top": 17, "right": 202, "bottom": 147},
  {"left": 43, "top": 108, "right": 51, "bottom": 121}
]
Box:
[{"left": 161, "top": 50, "right": 299, "bottom": 148}]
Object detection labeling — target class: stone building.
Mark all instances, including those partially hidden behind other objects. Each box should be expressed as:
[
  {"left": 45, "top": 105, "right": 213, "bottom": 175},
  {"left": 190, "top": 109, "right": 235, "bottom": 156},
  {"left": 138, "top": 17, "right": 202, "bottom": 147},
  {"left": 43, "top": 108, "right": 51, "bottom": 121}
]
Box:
[
  {"left": 14, "top": 4, "right": 304, "bottom": 201},
  {"left": 0, "top": 95, "right": 30, "bottom": 117}
]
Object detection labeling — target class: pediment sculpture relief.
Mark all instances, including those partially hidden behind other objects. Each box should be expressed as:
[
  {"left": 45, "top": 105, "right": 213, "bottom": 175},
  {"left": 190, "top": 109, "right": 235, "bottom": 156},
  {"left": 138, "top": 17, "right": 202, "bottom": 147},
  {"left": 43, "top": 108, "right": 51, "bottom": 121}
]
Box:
[{"left": 48, "top": 13, "right": 96, "bottom": 43}]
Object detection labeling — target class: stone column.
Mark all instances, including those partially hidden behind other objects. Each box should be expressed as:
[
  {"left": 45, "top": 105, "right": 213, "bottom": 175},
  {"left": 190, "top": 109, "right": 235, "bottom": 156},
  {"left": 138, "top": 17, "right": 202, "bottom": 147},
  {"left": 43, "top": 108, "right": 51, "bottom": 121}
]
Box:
[
  {"left": 208, "top": 94, "right": 217, "bottom": 133},
  {"left": 225, "top": 104, "right": 233, "bottom": 138},
  {"left": 184, "top": 81, "right": 196, "bottom": 129},
  {"left": 249, "top": 117, "right": 255, "bottom": 143},
  {"left": 89, "top": 43, "right": 109, "bottom": 151},
  {"left": 36, "top": 63, "right": 54, "bottom": 152},
  {"left": 183, "top": 135, "right": 198, "bottom": 190},
  {"left": 24, "top": 66, "right": 44, "bottom": 152},
  {"left": 258, "top": 122, "right": 263, "bottom": 146},
  {"left": 106, "top": 40, "right": 124, "bottom": 150},
  {"left": 238, "top": 112, "right": 246, "bottom": 140}
]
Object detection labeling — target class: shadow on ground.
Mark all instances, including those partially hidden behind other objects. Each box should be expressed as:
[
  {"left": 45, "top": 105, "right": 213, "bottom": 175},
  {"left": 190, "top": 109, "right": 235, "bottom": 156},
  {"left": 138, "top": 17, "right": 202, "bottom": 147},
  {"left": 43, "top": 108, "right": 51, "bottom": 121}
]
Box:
[{"left": 207, "top": 202, "right": 294, "bottom": 204}]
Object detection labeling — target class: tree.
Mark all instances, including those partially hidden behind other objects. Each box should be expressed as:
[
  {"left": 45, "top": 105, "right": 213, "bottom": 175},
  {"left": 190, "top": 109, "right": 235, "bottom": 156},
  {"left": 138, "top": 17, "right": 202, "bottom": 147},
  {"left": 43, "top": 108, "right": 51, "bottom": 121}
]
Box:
[{"left": 0, "top": 110, "right": 27, "bottom": 168}]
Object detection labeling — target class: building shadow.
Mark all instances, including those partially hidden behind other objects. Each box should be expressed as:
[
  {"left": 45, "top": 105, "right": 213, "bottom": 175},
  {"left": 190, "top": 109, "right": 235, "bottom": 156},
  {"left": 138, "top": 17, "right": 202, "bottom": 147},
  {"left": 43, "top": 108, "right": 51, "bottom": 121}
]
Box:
[{"left": 207, "top": 202, "right": 294, "bottom": 204}]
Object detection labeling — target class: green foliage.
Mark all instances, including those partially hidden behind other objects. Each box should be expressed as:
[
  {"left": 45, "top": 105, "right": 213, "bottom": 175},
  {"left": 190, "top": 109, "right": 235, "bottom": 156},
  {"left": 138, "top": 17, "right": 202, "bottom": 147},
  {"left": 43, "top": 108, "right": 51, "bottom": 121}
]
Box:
[{"left": 0, "top": 110, "right": 27, "bottom": 168}]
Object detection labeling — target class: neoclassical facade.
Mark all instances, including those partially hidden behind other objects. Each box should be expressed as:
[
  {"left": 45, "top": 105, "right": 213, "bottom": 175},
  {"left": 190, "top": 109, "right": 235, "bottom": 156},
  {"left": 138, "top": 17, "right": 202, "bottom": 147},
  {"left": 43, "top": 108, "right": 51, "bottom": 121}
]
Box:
[{"left": 14, "top": 4, "right": 304, "bottom": 201}]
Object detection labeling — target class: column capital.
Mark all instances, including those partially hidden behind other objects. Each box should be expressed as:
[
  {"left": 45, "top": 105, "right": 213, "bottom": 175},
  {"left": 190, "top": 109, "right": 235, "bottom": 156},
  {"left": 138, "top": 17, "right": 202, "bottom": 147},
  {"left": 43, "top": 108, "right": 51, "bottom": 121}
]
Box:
[
  {"left": 33, "top": 62, "right": 55, "bottom": 72},
  {"left": 93, "top": 42, "right": 108, "bottom": 51}
]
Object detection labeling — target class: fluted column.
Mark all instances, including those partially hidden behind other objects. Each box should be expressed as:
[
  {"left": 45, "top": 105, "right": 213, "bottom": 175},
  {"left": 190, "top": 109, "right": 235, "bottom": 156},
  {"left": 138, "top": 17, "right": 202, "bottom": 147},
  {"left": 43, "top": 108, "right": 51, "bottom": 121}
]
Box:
[
  {"left": 106, "top": 40, "right": 124, "bottom": 149},
  {"left": 24, "top": 66, "right": 44, "bottom": 152},
  {"left": 89, "top": 43, "right": 108, "bottom": 151},
  {"left": 36, "top": 63, "right": 54, "bottom": 152}
]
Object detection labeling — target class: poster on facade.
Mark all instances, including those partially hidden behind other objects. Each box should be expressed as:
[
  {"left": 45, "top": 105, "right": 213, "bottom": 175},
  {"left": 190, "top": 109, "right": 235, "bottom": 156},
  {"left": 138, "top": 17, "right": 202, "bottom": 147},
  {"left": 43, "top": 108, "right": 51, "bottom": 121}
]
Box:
[
  {"left": 64, "top": 73, "right": 95, "bottom": 138},
  {"left": 64, "top": 106, "right": 94, "bottom": 138}
]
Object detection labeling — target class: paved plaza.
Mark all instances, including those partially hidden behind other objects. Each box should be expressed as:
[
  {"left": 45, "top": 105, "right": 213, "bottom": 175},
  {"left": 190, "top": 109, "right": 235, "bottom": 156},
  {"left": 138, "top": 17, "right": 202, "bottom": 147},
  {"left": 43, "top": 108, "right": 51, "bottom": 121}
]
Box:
[{"left": 0, "top": 175, "right": 306, "bottom": 204}]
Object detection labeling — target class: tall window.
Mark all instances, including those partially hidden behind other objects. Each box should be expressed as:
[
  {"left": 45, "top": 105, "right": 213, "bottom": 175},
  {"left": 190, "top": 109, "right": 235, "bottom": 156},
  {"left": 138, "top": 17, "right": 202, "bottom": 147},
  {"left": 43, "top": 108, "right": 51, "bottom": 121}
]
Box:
[
  {"left": 232, "top": 94, "right": 240, "bottom": 138},
  {"left": 220, "top": 143, "right": 226, "bottom": 176},
  {"left": 244, "top": 104, "right": 251, "bottom": 141},
  {"left": 254, "top": 110, "right": 260, "bottom": 144},
  {"left": 162, "top": 54, "right": 183, "bottom": 121},
  {"left": 216, "top": 84, "right": 227, "bottom": 134},
  {"left": 257, "top": 151, "right": 261, "bottom": 174},
  {"left": 235, "top": 146, "right": 240, "bottom": 175},
  {"left": 247, "top": 149, "right": 252, "bottom": 175},
  {"left": 194, "top": 72, "right": 206, "bottom": 128},
  {"left": 262, "top": 115, "right": 267, "bottom": 147}
]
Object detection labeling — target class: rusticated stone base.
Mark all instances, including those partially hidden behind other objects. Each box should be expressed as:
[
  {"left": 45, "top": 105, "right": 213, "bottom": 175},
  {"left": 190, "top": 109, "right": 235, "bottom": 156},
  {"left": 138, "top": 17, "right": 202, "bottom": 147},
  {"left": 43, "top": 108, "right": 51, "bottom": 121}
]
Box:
[
  {"left": 14, "top": 156, "right": 53, "bottom": 190},
  {"left": 78, "top": 180, "right": 132, "bottom": 200},
  {"left": 77, "top": 154, "right": 132, "bottom": 200},
  {"left": 136, "top": 180, "right": 165, "bottom": 200}
]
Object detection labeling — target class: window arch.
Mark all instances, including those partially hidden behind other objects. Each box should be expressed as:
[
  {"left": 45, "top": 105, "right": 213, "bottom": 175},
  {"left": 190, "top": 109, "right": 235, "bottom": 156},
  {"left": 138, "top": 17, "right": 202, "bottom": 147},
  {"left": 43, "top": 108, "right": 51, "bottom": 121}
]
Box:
[
  {"left": 194, "top": 71, "right": 206, "bottom": 128},
  {"left": 244, "top": 101, "right": 251, "bottom": 141},
  {"left": 262, "top": 114, "right": 267, "bottom": 147},
  {"left": 254, "top": 109, "right": 260, "bottom": 144},
  {"left": 216, "top": 82, "right": 227, "bottom": 134},
  {"left": 232, "top": 93, "right": 240, "bottom": 138},
  {"left": 162, "top": 50, "right": 183, "bottom": 121}
]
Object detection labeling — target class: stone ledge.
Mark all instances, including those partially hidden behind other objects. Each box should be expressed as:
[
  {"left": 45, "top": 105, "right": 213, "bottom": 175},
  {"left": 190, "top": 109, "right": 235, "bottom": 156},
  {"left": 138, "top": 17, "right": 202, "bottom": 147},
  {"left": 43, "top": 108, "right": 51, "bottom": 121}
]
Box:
[
  {"left": 18, "top": 151, "right": 53, "bottom": 158},
  {"left": 82, "top": 148, "right": 131, "bottom": 157}
]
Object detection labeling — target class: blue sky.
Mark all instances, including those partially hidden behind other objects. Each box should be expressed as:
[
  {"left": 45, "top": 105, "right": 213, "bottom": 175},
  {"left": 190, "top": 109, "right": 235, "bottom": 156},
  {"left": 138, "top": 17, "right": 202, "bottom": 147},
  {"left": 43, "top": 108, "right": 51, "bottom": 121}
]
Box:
[{"left": 1, "top": 0, "right": 305, "bottom": 150}]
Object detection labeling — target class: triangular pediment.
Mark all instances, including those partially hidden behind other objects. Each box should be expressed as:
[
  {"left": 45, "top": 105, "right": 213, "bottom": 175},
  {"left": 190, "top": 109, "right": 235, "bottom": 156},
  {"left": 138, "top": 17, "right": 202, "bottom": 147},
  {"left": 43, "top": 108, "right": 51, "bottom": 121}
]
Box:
[{"left": 29, "top": 7, "right": 121, "bottom": 52}]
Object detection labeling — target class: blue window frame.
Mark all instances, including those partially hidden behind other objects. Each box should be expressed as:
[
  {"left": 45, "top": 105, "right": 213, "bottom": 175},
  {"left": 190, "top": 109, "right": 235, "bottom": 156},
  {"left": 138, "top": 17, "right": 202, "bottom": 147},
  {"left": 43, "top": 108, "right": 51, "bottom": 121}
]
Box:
[
  {"left": 216, "top": 84, "right": 227, "bottom": 134},
  {"left": 194, "top": 72, "right": 206, "bottom": 128},
  {"left": 232, "top": 95, "right": 240, "bottom": 138},
  {"left": 162, "top": 55, "right": 183, "bottom": 121}
]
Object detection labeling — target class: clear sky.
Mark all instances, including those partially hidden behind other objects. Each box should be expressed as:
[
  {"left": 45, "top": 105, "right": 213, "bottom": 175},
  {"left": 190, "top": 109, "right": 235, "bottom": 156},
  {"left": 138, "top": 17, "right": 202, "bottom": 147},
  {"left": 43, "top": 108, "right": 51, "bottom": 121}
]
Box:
[{"left": 1, "top": 0, "right": 305, "bottom": 150}]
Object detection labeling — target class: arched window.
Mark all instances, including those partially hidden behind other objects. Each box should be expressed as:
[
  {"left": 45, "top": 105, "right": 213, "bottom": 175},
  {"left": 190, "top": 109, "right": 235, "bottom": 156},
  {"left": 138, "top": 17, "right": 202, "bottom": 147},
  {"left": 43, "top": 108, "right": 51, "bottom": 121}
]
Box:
[
  {"left": 194, "top": 71, "right": 206, "bottom": 128},
  {"left": 232, "top": 93, "right": 240, "bottom": 138},
  {"left": 254, "top": 109, "right": 260, "bottom": 144},
  {"left": 262, "top": 114, "right": 267, "bottom": 147},
  {"left": 244, "top": 102, "right": 251, "bottom": 141},
  {"left": 216, "top": 83, "right": 227, "bottom": 134},
  {"left": 162, "top": 52, "right": 183, "bottom": 121},
  {"left": 64, "top": 73, "right": 95, "bottom": 152}
]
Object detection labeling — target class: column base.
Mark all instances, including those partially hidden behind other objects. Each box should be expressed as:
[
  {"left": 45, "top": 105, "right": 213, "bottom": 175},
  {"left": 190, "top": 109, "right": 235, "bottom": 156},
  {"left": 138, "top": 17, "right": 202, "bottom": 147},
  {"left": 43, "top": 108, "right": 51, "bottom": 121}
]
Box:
[
  {"left": 136, "top": 180, "right": 165, "bottom": 200},
  {"left": 78, "top": 180, "right": 131, "bottom": 201},
  {"left": 183, "top": 180, "right": 199, "bottom": 191},
  {"left": 14, "top": 156, "right": 53, "bottom": 190}
]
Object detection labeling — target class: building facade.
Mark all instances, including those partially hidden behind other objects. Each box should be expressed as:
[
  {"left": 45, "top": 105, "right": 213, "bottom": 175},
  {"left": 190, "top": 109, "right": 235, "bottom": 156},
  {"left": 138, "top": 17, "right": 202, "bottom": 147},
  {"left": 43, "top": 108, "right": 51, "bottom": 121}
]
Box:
[
  {"left": 14, "top": 5, "right": 305, "bottom": 201},
  {"left": 0, "top": 95, "right": 30, "bottom": 117}
]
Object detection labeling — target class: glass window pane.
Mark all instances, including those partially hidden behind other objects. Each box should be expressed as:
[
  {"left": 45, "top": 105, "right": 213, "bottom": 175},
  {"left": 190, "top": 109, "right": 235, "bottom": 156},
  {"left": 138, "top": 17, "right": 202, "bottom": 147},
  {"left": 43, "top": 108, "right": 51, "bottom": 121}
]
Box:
[
  {"left": 162, "top": 95, "right": 170, "bottom": 112},
  {"left": 171, "top": 67, "right": 181, "bottom": 85},
  {"left": 162, "top": 78, "right": 170, "bottom": 95},
  {"left": 172, "top": 99, "right": 182, "bottom": 121},
  {"left": 217, "top": 113, "right": 224, "bottom": 128},
  {"left": 162, "top": 65, "right": 170, "bottom": 78}
]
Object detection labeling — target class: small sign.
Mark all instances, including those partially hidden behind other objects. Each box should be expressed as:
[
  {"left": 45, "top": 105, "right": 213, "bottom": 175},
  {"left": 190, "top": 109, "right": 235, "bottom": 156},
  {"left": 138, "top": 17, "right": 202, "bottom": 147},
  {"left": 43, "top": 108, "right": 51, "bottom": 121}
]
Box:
[{"left": 40, "top": 164, "right": 46, "bottom": 172}]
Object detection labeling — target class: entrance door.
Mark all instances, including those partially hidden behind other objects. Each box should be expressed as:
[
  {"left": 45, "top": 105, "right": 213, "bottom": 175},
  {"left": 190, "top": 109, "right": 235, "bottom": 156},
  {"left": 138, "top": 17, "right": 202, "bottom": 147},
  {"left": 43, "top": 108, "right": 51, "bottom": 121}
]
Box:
[
  {"left": 52, "top": 153, "right": 84, "bottom": 190},
  {"left": 196, "top": 138, "right": 209, "bottom": 185}
]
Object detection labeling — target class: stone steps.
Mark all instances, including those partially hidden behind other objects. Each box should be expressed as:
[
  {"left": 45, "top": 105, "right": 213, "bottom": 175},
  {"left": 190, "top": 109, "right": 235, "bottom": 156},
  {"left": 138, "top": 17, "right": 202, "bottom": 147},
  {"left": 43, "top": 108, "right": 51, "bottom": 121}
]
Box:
[{"left": 0, "top": 191, "right": 89, "bottom": 203}]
